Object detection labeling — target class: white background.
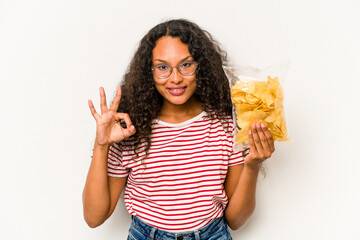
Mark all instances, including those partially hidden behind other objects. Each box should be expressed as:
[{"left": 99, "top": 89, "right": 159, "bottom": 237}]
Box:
[{"left": 1, "top": 0, "right": 359, "bottom": 239}]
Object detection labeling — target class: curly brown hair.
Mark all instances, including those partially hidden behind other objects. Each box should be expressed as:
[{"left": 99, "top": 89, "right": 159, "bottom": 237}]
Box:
[{"left": 117, "top": 19, "right": 233, "bottom": 158}]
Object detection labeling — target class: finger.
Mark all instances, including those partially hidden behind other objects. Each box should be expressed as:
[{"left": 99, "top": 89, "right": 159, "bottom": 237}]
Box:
[
  {"left": 251, "top": 123, "right": 264, "bottom": 152},
  {"left": 247, "top": 128, "right": 257, "bottom": 153},
  {"left": 114, "top": 113, "right": 136, "bottom": 137},
  {"left": 88, "top": 99, "right": 100, "bottom": 120},
  {"left": 99, "top": 87, "right": 108, "bottom": 114},
  {"left": 257, "top": 123, "right": 270, "bottom": 151},
  {"left": 114, "top": 113, "right": 133, "bottom": 129},
  {"left": 122, "top": 125, "right": 136, "bottom": 138},
  {"left": 260, "top": 123, "right": 275, "bottom": 152},
  {"left": 109, "top": 86, "right": 121, "bottom": 112}
]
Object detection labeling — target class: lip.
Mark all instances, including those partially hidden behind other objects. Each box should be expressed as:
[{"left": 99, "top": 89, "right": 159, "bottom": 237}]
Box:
[{"left": 167, "top": 86, "right": 186, "bottom": 96}]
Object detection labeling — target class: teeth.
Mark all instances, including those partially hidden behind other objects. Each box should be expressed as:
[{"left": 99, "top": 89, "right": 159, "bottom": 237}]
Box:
[{"left": 171, "top": 88, "right": 183, "bottom": 92}]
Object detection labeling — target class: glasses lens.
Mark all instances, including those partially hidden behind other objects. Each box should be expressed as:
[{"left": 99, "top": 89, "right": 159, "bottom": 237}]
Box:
[
  {"left": 153, "top": 62, "right": 197, "bottom": 78},
  {"left": 153, "top": 65, "right": 171, "bottom": 78},
  {"left": 178, "top": 62, "right": 197, "bottom": 76}
]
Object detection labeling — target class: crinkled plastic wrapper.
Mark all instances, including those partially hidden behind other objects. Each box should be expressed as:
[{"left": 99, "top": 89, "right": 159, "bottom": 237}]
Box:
[{"left": 224, "top": 63, "right": 290, "bottom": 146}]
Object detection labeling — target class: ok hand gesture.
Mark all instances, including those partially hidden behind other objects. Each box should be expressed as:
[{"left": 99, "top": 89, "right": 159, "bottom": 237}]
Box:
[{"left": 88, "top": 86, "right": 136, "bottom": 146}]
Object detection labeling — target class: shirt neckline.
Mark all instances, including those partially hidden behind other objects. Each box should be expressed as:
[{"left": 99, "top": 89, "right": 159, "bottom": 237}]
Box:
[{"left": 155, "top": 111, "right": 206, "bottom": 128}]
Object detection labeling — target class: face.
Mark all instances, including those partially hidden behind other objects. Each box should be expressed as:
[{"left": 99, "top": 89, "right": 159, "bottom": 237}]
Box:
[{"left": 152, "top": 36, "right": 197, "bottom": 108}]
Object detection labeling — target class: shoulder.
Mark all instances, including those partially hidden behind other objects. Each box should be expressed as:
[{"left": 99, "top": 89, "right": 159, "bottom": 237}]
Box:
[
  {"left": 204, "top": 110, "right": 233, "bottom": 122},
  {"left": 203, "top": 110, "right": 235, "bottom": 131},
  {"left": 110, "top": 137, "right": 139, "bottom": 154}
]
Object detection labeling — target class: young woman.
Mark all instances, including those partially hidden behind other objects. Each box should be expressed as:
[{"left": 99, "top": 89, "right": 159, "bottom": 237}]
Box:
[{"left": 83, "top": 19, "right": 274, "bottom": 240}]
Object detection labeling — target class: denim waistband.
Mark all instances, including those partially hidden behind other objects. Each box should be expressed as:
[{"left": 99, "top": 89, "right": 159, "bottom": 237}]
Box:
[{"left": 128, "top": 215, "right": 231, "bottom": 240}]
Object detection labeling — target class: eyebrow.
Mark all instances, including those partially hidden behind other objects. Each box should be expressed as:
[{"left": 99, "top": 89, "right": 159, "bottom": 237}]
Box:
[{"left": 153, "top": 56, "right": 193, "bottom": 63}]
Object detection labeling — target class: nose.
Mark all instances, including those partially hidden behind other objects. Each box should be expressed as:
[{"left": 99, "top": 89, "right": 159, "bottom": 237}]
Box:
[{"left": 170, "top": 67, "right": 183, "bottom": 84}]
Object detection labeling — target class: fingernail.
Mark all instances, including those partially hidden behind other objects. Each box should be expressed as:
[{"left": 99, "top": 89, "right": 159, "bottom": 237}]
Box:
[
  {"left": 248, "top": 130, "right": 252, "bottom": 135},
  {"left": 261, "top": 123, "right": 266, "bottom": 128},
  {"left": 252, "top": 124, "right": 256, "bottom": 129},
  {"left": 256, "top": 123, "right": 261, "bottom": 128}
]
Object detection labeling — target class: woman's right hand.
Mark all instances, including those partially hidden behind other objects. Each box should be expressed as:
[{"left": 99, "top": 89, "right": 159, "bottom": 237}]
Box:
[{"left": 88, "top": 86, "right": 136, "bottom": 146}]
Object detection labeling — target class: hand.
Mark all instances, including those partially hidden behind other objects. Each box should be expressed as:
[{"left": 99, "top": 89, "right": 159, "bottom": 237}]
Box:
[
  {"left": 244, "top": 122, "right": 275, "bottom": 170},
  {"left": 88, "top": 86, "right": 136, "bottom": 146}
]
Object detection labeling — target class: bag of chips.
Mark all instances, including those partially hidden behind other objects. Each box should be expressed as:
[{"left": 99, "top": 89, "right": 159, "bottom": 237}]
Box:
[{"left": 224, "top": 62, "right": 290, "bottom": 146}]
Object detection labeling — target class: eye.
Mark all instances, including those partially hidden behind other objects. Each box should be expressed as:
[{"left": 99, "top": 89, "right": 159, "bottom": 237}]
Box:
[
  {"left": 181, "top": 62, "right": 193, "bottom": 68},
  {"left": 155, "top": 65, "right": 170, "bottom": 71}
]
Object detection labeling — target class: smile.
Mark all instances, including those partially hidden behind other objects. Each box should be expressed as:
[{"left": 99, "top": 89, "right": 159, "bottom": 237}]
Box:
[{"left": 167, "top": 87, "right": 186, "bottom": 96}]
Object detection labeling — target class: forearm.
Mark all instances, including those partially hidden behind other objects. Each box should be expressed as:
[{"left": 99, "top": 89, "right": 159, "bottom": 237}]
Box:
[
  {"left": 82, "top": 143, "right": 111, "bottom": 227},
  {"left": 225, "top": 165, "right": 260, "bottom": 230}
]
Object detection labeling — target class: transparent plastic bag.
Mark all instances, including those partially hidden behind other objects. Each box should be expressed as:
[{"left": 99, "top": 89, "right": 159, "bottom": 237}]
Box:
[{"left": 223, "top": 61, "right": 290, "bottom": 150}]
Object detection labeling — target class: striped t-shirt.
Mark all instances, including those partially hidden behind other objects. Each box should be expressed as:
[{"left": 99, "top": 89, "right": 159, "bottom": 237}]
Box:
[{"left": 107, "top": 111, "right": 247, "bottom": 232}]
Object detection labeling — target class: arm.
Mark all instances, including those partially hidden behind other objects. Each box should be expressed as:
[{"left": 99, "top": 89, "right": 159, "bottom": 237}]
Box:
[
  {"left": 224, "top": 122, "right": 274, "bottom": 230},
  {"left": 82, "top": 143, "right": 127, "bottom": 228},
  {"left": 224, "top": 163, "right": 259, "bottom": 230},
  {"left": 82, "top": 86, "right": 135, "bottom": 228}
]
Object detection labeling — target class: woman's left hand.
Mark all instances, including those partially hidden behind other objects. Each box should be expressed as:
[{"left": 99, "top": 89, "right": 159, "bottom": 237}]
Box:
[{"left": 244, "top": 122, "right": 275, "bottom": 170}]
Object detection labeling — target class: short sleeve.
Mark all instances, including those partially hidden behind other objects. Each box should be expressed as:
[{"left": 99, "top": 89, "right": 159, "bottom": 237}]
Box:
[
  {"left": 107, "top": 142, "right": 130, "bottom": 178},
  {"left": 228, "top": 145, "right": 250, "bottom": 166},
  {"left": 228, "top": 117, "right": 250, "bottom": 166}
]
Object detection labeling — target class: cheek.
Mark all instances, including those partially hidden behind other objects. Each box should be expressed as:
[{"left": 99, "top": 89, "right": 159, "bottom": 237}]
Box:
[
  {"left": 189, "top": 77, "right": 197, "bottom": 89},
  {"left": 154, "top": 81, "right": 166, "bottom": 96},
  {"left": 153, "top": 78, "right": 166, "bottom": 89}
]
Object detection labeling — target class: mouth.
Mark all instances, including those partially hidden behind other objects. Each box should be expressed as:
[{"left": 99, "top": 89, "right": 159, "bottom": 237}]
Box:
[{"left": 167, "top": 87, "right": 186, "bottom": 96}]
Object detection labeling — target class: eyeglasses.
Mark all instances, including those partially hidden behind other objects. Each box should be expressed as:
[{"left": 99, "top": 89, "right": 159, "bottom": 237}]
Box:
[{"left": 152, "top": 61, "right": 198, "bottom": 79}]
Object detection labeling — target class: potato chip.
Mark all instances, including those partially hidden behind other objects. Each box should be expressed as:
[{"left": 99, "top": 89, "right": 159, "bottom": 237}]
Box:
[{"left": 231, "top": 76, "right": 289, "bottom": 144}]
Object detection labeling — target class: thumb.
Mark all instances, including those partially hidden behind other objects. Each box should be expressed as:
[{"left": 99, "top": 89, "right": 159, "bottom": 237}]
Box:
[{"left": 122, "top": 125, "right": 136, "bottom": 138}]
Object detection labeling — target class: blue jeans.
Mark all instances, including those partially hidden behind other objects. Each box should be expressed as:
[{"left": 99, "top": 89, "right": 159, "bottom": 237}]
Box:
[{"left": 127, "top": 215, "right": 232, "bottom": 240}]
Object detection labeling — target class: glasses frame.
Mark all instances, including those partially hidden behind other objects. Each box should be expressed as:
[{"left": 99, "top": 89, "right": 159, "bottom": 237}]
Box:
[{"left": 151, "top": 61, "right": 198, "bottom": 79}]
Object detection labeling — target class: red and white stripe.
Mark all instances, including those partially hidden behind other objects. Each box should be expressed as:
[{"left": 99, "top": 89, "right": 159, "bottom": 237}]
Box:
[{"left": 108, "top": 111, "right": 247, "bottom": 232}]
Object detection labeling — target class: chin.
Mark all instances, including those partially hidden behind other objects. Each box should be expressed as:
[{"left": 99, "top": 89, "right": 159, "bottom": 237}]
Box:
[{"left": 164, "top": 96, "right": 192, "bottom": 106}]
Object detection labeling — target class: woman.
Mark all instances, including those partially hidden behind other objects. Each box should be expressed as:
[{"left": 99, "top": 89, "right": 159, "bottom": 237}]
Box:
[{"left": 83, "top": 19, "right": 274, "bottom": 240}]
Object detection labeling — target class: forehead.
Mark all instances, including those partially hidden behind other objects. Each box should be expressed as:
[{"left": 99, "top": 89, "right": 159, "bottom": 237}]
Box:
[{"left": 152, "top": 36, "right": 191, "bottom": 62}]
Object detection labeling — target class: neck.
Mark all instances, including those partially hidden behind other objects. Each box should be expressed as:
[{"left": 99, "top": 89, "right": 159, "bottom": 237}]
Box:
[{"left": 158, "top": 97, "right": 203, "bottom": 123}]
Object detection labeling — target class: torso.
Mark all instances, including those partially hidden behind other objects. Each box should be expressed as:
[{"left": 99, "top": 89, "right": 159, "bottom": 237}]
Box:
[{"left": 107, "top": 112, "right": 246, "bottom": 232}]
